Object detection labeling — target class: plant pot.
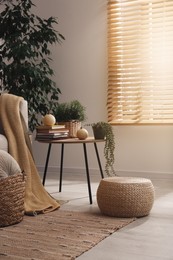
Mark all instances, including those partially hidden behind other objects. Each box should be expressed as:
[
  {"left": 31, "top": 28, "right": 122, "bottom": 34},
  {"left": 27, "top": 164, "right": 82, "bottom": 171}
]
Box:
[
  {"left": 92, "top": 126, "right": 105, "bottom": 139},
  {"left": 59, "top": 121, "right": 81, "bottom": 138}
]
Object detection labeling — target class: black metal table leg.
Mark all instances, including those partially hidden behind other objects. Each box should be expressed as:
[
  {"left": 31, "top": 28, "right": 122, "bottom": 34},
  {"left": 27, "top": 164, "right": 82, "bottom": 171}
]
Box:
[
  {"left": 59, "top": 143, "right": 64, "bottom": 192},
  {"left": 42, "top": 143, "right": 52, "bottom": 186},
  {"left": 94, "top": 142, "right": 104, "bottom": 179},
  {"left": 83, "top": 143, "right": 92, "bottom": 204}
]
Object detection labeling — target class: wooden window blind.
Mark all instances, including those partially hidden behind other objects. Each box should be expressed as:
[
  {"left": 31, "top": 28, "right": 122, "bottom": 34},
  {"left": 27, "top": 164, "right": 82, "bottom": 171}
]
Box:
[{"left": 107, "top": 0, "right": 173, "bottom": 125}]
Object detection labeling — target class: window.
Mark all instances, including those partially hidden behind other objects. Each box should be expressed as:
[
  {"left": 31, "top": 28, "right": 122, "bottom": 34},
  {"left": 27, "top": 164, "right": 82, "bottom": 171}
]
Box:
[{"left": 107, "top": 0, "right": 173, "bottom": 125}]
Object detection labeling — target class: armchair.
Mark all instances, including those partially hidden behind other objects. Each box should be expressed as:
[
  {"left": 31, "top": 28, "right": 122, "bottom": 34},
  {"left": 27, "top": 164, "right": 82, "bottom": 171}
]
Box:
[{"left": 0, "top": 98, "right": 28, "bottom": 152}]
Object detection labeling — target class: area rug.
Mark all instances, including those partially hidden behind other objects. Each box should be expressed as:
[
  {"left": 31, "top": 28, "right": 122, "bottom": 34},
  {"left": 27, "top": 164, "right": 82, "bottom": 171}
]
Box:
[{"left": 0, "top": 209, "right": 135, "bottom": 260}]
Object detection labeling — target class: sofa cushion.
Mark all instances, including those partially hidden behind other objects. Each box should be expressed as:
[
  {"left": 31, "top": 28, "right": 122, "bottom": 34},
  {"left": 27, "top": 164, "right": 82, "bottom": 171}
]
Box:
[{"left": 0, "top": 150, "right": 21, "bottom": 179}]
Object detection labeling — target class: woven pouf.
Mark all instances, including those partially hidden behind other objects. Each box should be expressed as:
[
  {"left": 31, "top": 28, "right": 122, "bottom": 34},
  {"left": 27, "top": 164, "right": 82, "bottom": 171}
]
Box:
[{"left": 97, "top": 177, "right": 155, "bottom": 218}]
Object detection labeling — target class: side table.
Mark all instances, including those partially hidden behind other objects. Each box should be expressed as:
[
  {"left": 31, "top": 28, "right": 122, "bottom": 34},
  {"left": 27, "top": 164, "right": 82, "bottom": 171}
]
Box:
[{"left": 36, "top": 137, "right": 105, "bottom": 204}]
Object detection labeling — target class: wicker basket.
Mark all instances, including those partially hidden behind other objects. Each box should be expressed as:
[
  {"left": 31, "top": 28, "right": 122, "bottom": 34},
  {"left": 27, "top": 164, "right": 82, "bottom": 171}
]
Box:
[
  {"left": 0, "top": 173, "right": 26, "bottom": 227},
  {"left": 65, "top": 121, "right": 81, "bottom": 137},
  {"left": 97, "top": 177, "right": 155, "bottom": 218}
]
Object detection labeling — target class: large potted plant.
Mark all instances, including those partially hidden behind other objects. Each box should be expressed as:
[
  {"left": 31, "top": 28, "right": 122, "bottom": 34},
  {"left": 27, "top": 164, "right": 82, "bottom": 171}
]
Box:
[
  {"left": 0, "top": 0, "right": 65, "bottom": 132},
  {"left": 53, "top": 100, "right": 87, "bottom": 137},
  {"left": 89, "top": 121, "right": 116, "bottom": 177}
]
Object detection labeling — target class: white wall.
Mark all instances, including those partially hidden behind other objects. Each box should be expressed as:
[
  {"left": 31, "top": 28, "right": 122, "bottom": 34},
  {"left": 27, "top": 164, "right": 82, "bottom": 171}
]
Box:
[{"left": 32, "top": 0, "right": 173, "bottom": 178}]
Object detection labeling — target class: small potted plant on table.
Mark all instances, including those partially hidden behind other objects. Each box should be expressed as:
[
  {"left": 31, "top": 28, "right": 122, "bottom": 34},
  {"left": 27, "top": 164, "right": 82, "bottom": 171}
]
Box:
[
  {"left": 53, "top": 100, "right": 87, "bottom": 137},
  {"left": 89, "top": 121, "right": 116, "bottom": 177}
]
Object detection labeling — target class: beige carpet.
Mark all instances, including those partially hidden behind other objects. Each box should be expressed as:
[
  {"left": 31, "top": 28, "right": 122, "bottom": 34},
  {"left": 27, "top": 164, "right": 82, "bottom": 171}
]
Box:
[{"left": 0, "top": 209, "right": 135, "bottom": 260}]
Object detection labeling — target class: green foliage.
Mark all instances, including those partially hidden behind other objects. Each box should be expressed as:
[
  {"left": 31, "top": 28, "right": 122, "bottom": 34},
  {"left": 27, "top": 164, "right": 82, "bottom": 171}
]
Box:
[
  {"left": 0, "top": 0, "right": 65, "bottom": 131},
  {"left": 53, "top": 100, "right": 87, "bottom": 122},
  {"left": 91, "top": 121, "right": 116, "bottom": 177}
]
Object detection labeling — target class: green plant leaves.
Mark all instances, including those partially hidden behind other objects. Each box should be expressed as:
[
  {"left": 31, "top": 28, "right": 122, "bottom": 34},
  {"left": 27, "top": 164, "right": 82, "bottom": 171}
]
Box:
[
  {"left": 0, "top": 0, "right": 65, "bottom": 131},
  {"left": 53, "top": 100, "right": 87, "bottom": 122},
  {"left": 91, "top": 122, "right": 116, "bottom": 176}
]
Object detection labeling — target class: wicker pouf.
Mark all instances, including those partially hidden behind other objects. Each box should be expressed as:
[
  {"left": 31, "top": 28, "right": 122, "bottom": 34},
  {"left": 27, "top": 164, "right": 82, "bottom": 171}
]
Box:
[{"left": 97, "top": 177, "right": 155, "bottom": 218}]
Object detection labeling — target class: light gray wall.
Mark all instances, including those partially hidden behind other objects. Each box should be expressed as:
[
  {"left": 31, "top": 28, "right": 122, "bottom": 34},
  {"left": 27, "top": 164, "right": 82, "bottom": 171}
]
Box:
[{"left": 32, "top": 0, "right": 173, "bottom": 178}]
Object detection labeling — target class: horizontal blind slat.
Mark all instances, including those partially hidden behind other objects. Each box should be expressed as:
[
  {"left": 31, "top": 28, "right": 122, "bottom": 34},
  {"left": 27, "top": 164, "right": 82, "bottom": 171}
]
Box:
[{"left": 107, "top": 0, "right": 173, "bottom": 125}]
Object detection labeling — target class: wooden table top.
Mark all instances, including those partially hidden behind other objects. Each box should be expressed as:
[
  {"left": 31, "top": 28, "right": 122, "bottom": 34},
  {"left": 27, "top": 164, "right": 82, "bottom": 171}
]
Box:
[{"left": 36, "top": 136, "right": 105, "bottom": 144}]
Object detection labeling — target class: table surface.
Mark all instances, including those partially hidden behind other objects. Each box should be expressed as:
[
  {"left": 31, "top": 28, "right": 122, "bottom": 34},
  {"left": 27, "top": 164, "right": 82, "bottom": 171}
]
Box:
[{"left": 36, "top": 136, "right": 105, "bottom": 144}]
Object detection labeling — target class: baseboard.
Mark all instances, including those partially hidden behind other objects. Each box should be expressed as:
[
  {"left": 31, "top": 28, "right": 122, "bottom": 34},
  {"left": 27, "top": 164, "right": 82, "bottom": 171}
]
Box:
[
  {"left": 37, "top": 165, "right": 173, "bottom": 180},
  {"left": 37, "top": 166, "right": 99, "bottom": 179},
  {"left": 116, "top": 170, "right": 173, "bottom": 180}
]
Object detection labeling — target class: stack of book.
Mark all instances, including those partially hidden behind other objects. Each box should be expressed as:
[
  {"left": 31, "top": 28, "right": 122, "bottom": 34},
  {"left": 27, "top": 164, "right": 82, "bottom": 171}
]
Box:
[{"left": 36, "top": 124, "right": 69, "bottom": 140}]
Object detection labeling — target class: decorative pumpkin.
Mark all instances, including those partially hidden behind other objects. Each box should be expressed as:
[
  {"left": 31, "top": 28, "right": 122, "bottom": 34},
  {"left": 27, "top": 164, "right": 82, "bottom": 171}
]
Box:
[
  {"left": 42, "top": 114, "right": 56, "bottom": 126},
  {"left": 77, "top": 127, "right": 89, "bottom": 140}
]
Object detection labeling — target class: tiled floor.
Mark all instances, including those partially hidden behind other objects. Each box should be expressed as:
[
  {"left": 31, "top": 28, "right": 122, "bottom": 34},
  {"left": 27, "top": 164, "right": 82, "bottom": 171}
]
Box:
[{"left": 43, "top": 172, "right": 173, "bottom": 260}]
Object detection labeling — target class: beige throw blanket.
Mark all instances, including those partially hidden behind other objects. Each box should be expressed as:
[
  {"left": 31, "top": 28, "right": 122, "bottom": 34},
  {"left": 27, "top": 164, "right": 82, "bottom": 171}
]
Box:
[{"left": 0, "top": 93, "right": 60, "bottom": 214}]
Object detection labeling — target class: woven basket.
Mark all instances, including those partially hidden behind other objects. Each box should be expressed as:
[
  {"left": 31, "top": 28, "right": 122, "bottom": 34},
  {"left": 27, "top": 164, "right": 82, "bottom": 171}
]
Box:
[
  {"left": 0, "top": 173, "right": 26, "bottom": 227},
  {"left": 65, "top": 121, "right": 81, "bottom": 137},
  {"left": 97, "top": 177, "right": 155, "bottom": 218}
]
